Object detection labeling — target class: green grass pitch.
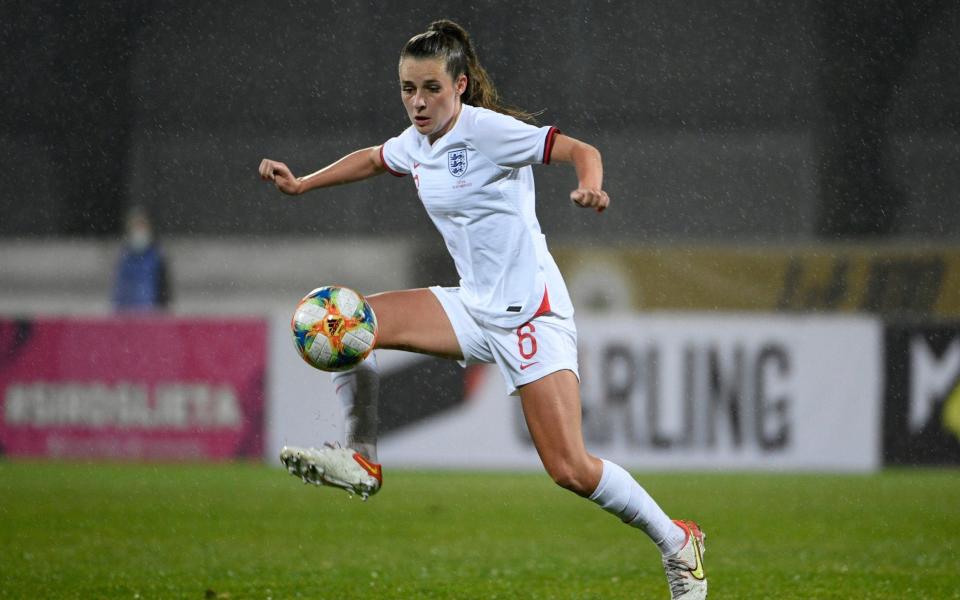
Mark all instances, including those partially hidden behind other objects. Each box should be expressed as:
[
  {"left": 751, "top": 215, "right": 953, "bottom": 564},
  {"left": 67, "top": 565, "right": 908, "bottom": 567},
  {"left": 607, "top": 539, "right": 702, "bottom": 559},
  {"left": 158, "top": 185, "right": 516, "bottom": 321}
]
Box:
[{"left": 1, "top": 462, "right": 958, "bottom": 599}]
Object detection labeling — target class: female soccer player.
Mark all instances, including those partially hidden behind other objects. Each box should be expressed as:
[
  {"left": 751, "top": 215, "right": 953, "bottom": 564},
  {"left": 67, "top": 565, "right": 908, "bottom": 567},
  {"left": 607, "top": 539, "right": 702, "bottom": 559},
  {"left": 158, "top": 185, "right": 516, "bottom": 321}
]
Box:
[{"left": 259, "top": 20, "right": 707, "bottom": 599}]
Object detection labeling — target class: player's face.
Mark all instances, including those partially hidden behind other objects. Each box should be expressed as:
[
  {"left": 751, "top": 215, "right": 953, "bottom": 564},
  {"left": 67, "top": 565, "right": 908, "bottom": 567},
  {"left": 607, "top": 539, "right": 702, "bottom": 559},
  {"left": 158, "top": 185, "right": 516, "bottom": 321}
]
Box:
[{"left": 399, "top": 57, "right": 468, "bottom": 143}]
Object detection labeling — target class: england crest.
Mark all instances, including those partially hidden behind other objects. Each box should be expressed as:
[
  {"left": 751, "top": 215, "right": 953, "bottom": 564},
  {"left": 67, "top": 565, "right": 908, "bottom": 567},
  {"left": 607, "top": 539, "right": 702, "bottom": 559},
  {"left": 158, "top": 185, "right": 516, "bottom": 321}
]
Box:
[{"left": 447, "top": 148, "right": 468, "bottom": 178}]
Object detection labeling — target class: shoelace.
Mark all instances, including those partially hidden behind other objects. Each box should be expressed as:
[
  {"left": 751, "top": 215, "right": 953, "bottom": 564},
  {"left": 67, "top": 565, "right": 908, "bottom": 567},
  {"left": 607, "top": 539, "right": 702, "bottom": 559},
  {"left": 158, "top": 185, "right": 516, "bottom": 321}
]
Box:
[{"left": 663, "top": 556, "right": 691, "bottom": 597}]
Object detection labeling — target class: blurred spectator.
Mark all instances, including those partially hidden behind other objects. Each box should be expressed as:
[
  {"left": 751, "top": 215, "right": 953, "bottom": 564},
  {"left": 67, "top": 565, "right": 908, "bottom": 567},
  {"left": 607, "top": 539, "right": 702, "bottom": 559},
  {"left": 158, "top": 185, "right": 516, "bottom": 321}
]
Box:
[{"left": 111, "top": 206, "right": 171, "bottom": 312}]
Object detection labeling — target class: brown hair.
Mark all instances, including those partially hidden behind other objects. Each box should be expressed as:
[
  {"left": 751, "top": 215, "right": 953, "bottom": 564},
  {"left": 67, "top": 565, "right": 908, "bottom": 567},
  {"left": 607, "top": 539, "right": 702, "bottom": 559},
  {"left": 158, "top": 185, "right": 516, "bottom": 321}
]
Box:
[{"left": 400, "top": 20, "right": 538, "bottom": 122}]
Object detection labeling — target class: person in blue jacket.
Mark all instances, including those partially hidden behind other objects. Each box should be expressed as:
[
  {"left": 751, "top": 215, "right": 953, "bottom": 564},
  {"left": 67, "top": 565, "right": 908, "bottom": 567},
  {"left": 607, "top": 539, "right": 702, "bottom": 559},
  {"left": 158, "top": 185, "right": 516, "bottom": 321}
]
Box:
[{"left": 112, "top": 206, "right": 171, "bottom": 311}]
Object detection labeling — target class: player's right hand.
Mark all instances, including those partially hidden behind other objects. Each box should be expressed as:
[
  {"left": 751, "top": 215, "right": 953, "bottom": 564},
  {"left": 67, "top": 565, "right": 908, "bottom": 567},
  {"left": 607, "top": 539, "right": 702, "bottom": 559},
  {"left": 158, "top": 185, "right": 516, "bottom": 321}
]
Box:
[{"left": 259, "top": 158, "right": 301, "bottom": 195}]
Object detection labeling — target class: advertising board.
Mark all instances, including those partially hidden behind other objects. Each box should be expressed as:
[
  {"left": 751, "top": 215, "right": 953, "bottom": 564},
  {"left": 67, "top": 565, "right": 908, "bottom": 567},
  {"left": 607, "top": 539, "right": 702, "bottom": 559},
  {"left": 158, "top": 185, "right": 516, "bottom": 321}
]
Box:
[
  {"left": 270, "top": 314, "right": 882, "bottom": 472},
  {"left": 0, "top": 317, "right": 267, "bottom": 460}
]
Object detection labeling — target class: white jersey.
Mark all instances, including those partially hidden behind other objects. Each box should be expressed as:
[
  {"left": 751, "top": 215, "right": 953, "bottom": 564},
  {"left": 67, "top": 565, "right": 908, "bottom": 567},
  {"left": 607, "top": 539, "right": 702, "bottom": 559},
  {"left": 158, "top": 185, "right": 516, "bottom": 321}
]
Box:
[{"left": 380, "top": 104, "right": 574, "bottom": 328}]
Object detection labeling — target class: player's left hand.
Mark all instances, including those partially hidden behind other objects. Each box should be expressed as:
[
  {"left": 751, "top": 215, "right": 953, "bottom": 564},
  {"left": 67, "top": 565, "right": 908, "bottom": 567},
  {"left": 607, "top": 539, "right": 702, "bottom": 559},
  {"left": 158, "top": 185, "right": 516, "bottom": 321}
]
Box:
[{"left": 570, "top": 189, "right": 609, "bottom": 213}]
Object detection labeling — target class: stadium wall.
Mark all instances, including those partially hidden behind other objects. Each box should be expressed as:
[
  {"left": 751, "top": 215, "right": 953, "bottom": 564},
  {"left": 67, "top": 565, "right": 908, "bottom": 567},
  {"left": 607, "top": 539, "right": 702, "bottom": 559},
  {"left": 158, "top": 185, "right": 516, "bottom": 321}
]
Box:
[
  {"left": 552, "top": 244, "right": 960, "bottom": 317},
  {"left": 0, "top": 238, "right": 417, "bottom": 317},
  {"left": 7, "top": 239, "right": 960, "bottom": 317}
]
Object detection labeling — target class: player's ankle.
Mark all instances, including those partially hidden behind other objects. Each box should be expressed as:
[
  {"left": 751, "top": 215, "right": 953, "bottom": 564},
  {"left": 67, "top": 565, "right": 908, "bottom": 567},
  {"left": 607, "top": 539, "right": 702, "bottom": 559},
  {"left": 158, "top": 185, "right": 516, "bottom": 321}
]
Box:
[{"left": 658, "top": 522, "right": 688, "bottom": 556}]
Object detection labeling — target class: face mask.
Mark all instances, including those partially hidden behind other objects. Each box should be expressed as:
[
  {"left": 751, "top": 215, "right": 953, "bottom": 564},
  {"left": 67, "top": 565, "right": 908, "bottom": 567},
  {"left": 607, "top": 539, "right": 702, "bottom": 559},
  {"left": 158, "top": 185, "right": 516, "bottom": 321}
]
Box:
[{"left": 129, "top": 228, "right": 152, "bottom": 252}]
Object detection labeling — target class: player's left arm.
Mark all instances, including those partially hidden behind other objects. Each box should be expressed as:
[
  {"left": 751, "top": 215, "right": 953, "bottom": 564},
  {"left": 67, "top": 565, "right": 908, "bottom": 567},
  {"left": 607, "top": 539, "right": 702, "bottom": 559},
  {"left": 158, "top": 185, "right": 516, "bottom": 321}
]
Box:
[{"left": 549, "top": 134, "right": 610, "bottom": 213}]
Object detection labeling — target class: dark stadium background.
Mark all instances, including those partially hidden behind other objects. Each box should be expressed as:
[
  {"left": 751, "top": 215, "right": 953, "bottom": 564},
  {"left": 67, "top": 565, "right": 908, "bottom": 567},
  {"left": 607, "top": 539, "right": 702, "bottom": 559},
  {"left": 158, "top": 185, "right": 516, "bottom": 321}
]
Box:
[{"left": 3, "top": 0, "right": 957, "bottom": 241}]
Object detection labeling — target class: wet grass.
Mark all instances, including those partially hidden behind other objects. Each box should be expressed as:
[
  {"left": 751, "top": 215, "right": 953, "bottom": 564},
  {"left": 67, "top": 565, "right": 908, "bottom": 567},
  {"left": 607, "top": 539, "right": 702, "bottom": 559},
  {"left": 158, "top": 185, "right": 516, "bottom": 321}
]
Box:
[{"left": 1, "top": 462, "right": 958, "bottom": 599}]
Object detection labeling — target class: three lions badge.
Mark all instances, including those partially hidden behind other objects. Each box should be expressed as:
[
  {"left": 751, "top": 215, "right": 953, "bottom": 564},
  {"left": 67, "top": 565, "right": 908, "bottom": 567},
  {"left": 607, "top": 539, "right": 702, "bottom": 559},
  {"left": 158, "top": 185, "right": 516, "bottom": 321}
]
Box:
[{"left": 447, "top": 149, "right": 467, "bottom": 178}]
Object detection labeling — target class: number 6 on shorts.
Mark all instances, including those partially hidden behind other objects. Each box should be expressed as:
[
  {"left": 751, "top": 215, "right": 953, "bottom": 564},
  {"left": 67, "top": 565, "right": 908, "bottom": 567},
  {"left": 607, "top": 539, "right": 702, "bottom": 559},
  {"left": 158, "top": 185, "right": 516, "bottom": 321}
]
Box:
[{"left": 517, "top": 323, "right": 538, "bottom": 359}]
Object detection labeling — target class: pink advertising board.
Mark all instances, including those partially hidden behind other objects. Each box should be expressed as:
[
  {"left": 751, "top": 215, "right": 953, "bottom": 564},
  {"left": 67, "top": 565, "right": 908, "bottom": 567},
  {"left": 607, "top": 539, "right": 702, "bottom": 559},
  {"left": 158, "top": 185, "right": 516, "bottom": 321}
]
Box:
[{"left": 0, "top": 317, "right": 266, "bottom": 460}]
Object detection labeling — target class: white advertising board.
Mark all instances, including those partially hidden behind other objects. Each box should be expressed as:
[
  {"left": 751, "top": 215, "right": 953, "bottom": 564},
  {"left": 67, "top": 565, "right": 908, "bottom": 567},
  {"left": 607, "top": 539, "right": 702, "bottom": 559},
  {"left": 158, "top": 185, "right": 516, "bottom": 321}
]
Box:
[{"left": 268, "top": 314, "right": 882, "bottom": 472}]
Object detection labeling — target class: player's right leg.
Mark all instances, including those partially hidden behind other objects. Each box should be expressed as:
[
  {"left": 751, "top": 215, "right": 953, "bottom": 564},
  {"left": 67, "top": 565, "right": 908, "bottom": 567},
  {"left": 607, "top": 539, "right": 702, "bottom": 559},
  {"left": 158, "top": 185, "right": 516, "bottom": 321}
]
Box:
[{"left": 282, "top": 288, "right": 464, "bottom": 498}]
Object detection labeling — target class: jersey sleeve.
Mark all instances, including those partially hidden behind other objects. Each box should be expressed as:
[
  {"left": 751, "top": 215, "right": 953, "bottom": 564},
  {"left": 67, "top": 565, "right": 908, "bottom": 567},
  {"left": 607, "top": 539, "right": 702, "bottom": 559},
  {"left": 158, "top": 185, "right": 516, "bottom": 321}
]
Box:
[
  {"left": 380, "top": 129, "right": 413, "bottom": 177},
  {"left": 470, "top": 110, "right": 561, "bottom": 169}
]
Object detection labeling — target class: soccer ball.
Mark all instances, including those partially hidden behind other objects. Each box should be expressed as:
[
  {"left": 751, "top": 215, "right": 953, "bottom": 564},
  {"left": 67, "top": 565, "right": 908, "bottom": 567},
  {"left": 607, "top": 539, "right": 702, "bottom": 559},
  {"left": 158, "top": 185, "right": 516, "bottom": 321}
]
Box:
[{"left": 291, "top": 286, "right": 378, "bottom": 372}]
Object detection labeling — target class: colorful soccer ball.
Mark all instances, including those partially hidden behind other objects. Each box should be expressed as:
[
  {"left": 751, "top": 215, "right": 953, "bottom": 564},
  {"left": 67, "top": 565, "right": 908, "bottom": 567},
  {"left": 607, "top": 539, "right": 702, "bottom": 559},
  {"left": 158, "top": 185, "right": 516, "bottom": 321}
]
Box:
[{"left": 291, "top": 286, "right": 378, "bottom": 372}]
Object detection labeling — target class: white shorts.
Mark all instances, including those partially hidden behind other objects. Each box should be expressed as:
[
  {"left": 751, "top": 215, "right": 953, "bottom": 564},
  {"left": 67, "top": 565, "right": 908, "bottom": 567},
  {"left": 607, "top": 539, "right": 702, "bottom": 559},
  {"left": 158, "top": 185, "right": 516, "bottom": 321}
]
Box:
[{"left": 429, "top": 286, "right": 580, "bottom": 395}]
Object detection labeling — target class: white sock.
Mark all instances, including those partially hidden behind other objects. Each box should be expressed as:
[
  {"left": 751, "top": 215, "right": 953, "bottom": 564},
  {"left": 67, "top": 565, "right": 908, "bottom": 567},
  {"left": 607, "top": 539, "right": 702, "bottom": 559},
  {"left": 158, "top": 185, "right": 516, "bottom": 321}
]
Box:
[
  {"left": 588, "top": 459, "right": 687, "bottom": 556},
  {"left": 330, "top": 352, "right": 380, "bottom": 462}
]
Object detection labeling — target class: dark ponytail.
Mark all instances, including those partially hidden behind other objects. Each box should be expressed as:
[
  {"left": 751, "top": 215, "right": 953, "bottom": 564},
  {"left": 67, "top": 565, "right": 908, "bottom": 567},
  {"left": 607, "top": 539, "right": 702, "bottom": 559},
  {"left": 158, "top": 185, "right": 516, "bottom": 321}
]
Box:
[{"left": 401, "top": 20, "right": 538, "bottom": 122}]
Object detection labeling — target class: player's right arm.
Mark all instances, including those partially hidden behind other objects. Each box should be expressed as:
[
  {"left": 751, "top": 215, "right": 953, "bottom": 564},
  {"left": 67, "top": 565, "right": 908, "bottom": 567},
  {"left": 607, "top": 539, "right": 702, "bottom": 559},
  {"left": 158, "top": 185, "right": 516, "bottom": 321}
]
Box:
[{"left": 258, "top": 146, "right": 388, "bottom": 195}]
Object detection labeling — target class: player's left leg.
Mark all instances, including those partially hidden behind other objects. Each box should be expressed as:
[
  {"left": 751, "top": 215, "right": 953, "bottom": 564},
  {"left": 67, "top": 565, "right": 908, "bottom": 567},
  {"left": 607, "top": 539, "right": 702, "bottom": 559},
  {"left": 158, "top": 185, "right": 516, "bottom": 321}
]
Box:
[
  {"left": 281, "top": 350, "right": 384, "bottom": 498},
  {"left": 328, "top": 288, "right": 464, "bottom": 457},
  {"left": 517, "top": 370, "right": 602, "bottom": 495},
  {"left": 519, "top": 370, "right": 707, "bottom": 599},
  {"left": 282, "top": 288, "right": 466, "bottom": 499},
  {"left": 330, "top": 351, "right": 380, "bottom": 460},
  {"left": 330, "top": 288, "right": 464, "bottom": 460}
]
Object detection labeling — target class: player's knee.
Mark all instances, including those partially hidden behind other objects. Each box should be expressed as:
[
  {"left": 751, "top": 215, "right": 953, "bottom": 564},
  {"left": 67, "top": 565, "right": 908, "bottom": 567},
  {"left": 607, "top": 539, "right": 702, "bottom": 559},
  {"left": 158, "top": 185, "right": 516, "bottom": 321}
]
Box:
[{"left": 544, "top": 459, "right": 594, "bottom": 497}]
